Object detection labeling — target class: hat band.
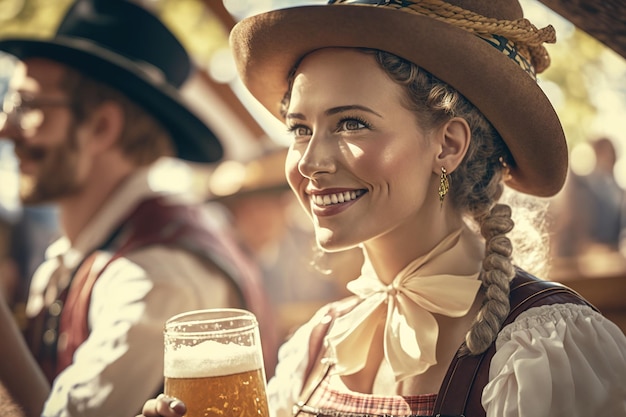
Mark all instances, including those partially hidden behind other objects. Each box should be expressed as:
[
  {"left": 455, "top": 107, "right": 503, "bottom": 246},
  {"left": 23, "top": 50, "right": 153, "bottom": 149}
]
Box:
[
  {"left": 476, "top": 34, "right": 536, "bottom": 79},
  {"left": 330, "top": 0, "right": 556, "bottom": 78}
]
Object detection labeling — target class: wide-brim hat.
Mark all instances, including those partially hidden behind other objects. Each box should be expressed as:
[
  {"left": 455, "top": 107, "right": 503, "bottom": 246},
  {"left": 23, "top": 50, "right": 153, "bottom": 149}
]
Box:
[
  {"left": 0, "top": 0, "right": 223, "bottom": 163},
  {"left": 230, "top": 0, "right": 568, "bottom": 197}
]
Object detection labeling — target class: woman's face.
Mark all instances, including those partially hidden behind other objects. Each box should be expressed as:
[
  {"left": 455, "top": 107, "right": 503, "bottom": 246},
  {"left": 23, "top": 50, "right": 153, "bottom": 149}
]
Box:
[{"left": 285, "top": 48, "right": 442, "bottom": 253}]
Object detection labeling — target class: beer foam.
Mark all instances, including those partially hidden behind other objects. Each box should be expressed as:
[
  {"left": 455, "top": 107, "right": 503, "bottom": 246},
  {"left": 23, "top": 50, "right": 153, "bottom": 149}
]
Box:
[{"left": 164, "top": 340, "right": 262, "bottom": 378}]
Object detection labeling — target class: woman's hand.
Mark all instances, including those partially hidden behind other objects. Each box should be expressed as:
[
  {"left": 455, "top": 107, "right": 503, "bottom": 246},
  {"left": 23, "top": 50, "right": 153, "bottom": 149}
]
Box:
[{"left": 137, "top": 394, "right": 186, "bottom": 417}]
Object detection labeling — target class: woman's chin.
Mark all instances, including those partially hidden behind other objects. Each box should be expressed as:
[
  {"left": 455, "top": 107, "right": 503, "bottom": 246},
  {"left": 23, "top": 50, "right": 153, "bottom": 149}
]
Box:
[{"left": 316, "top": 234, "right": 358, "bottom": 254}]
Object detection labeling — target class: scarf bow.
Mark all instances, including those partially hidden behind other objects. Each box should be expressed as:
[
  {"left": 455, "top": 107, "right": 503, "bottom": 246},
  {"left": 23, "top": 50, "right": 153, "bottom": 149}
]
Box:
[{"left": 326, "top": 228, "right": 481, "bottom": 381}]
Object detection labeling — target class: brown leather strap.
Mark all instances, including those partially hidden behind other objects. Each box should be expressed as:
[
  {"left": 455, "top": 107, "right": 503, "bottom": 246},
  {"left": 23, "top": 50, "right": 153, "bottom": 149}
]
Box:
[{"left": 432, "top": 269, "right": 597, "bottom": 417}]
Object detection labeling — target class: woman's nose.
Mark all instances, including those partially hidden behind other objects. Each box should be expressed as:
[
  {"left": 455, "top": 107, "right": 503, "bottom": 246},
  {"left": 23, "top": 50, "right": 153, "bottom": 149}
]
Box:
[{"left": 297, "top": 135, "right": 337, "bottom": 179}]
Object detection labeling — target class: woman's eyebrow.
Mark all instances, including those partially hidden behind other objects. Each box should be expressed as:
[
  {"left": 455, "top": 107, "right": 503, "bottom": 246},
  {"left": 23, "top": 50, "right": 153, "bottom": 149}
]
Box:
[
  {"left": 325, "top": 105, "right": 382, "bottom": 118},
  {"left": 285, "top": 112, "right": 306, "bottom": 121},
  {"left": 286, "top": 105, "right": 383, "bottom": 121}
]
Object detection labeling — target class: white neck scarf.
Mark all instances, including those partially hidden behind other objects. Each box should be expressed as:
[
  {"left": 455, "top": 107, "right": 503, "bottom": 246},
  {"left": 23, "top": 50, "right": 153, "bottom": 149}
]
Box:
[{"left": 326, "top": 227, "right": 481, "bottom": 382}]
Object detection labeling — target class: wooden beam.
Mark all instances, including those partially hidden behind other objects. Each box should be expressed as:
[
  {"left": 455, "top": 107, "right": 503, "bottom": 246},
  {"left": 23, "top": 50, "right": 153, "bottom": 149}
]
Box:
[{"left": 539, "top": 0, "right": 626, "bottom": 59}]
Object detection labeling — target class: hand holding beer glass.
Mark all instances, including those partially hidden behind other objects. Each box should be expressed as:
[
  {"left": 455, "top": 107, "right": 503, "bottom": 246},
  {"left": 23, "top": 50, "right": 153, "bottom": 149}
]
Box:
[{"left": 163, "top": 309, "right": 270, "bottom": 417}]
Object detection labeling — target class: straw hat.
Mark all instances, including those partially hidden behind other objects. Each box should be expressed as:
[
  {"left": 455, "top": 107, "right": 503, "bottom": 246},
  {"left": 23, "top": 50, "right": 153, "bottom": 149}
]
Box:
[
  {"left": 0, "top": 0, "right": 223, "bottom": 163},
  {"left": 230, "top": 0, "right": 568, "bottom": 196}
]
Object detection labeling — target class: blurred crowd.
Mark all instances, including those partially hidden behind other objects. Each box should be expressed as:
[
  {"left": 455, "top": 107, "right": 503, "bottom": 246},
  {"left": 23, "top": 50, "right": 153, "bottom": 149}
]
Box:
[{"left": 549, "top": 136, "right": 626, "bottom": 279}]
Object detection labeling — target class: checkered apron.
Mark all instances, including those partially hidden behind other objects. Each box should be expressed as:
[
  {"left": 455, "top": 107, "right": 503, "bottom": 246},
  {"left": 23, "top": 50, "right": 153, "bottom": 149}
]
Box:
[{"left": 299, "top": 376, "right": 436, "bottom": 417}]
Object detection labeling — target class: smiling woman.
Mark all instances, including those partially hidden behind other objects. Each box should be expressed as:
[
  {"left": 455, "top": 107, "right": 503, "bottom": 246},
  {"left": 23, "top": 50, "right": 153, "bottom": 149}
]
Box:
[
  {"left": 140, "top": 1, "right": 626, "bottom": 416},
  {"left": 284, "top": 48, "right": 442, "bottom": 254},
  {"left": 229, "top": 3, "right": 626, "bottom": 412}
]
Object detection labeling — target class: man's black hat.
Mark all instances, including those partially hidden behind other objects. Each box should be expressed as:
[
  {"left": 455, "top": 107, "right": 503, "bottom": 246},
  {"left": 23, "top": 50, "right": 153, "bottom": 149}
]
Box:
[{"left": 0, "top": 0, "right": 223, "bottom": 163}]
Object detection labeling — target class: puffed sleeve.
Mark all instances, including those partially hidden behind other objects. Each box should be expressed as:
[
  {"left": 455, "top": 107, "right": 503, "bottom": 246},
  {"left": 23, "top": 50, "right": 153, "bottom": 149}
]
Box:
[
  {"left": 267, "top": 306, "right": 331, "bottom": 417},
  {"left": 482, "top": 303, "right": 626, "bottom": 417}
]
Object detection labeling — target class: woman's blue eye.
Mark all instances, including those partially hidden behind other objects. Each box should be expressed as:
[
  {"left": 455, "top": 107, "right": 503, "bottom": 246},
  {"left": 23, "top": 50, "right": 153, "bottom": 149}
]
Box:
[
  {"left": 297, "top": 126, "right": 311, "bottom": 136},
  {"left": 339, "top": 118, "right": 369, "bottom": 131},
  {"left": 288, "top": 125, "right": 311, "bottom": 137}
]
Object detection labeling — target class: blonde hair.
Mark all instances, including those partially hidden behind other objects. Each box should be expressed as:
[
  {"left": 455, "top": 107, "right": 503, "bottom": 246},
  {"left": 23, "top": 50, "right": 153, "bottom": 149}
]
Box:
[{"left": 60, "top": 67, "right": 174, "bottom": 166}]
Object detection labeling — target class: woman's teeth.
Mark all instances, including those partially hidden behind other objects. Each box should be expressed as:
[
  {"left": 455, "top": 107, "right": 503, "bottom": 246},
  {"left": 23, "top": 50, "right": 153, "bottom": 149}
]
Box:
[{"left": 312, "top": 190, "right": 365, "bottom": 206}]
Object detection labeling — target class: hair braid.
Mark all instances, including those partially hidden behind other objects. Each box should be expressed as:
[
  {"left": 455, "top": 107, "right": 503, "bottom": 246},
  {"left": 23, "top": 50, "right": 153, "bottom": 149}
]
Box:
[
  {"left": 371, "top": 50, "right": 517, "bottom": 354},
  {"left": 465, "top": 201, "right": 515, "bottom": 353}
]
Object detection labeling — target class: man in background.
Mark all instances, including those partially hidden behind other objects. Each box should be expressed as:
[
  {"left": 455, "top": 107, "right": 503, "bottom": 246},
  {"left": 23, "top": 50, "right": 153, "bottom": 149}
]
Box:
[{"left": 0, "top": 0, "right": 276, "bottom": 415}]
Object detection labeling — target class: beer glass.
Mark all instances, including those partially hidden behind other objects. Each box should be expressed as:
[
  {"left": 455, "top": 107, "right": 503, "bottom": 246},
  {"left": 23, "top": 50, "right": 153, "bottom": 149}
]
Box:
[{"left": 164, "top": 308, "right": 270, "bottom": 417}]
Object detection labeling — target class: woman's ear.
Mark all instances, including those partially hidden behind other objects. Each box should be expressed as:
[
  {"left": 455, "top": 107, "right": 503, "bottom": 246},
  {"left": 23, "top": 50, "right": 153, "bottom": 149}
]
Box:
[
  {"left": 79, "top": 101, "right": 125, "bottom": 154},
  {"left": 431, "top": 117, "right": 471, "bottom": 174}
]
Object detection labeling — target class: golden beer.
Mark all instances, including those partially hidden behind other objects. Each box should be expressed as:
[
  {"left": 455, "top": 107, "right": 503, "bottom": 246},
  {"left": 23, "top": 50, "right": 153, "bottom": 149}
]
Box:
[
  {"left": 165, "top": 368, "right": 269, "bottom": 417},
  {"left": 164, "top": 309, "right": 269, "bottom": 417}
]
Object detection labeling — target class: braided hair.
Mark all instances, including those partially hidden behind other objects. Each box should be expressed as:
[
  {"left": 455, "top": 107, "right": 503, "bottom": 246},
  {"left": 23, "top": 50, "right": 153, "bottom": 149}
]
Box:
[{"left": 371, "top": 50, "right": 516, "bottom": 354}]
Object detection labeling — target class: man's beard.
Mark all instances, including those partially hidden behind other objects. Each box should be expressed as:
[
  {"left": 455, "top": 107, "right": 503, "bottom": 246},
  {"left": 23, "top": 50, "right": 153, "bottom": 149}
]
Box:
[{"left": 18, "top": 126, "right": 84, "bottom": 205}]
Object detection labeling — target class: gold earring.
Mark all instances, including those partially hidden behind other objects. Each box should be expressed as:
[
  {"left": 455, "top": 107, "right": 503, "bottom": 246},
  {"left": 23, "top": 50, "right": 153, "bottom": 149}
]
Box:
[{"left": 438, "top": 166, "right": 449, "bottom": 206}]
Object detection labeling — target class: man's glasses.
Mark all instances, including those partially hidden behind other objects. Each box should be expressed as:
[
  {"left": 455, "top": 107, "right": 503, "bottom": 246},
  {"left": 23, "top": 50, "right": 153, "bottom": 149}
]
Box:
[{"left": 0, "top": 91, "right": 73, "bottom": 133}]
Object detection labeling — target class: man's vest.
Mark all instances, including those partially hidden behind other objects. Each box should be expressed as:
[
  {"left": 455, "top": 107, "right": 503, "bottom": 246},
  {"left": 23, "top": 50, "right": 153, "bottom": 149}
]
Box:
[
  {"left": 25, "top": 196, "right": 278, "bottom": 382},
  {"left": 297, "top": 268, "right": 596, "bottom": 417}
]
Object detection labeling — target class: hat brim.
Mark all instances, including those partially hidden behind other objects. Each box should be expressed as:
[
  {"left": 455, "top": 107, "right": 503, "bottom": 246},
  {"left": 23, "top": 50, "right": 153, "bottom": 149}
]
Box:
[
  {"left": 230, "top": 5, "right": 568, "bottom": 197},
  {"left": 0, "top": 37, "right": 223, "bottom": 163}
]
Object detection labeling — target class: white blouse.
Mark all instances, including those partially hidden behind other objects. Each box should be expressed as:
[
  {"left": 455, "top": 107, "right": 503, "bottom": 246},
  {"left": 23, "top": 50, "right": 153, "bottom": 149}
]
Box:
[
  {"left": 267, "top": 302, "right": 626, "bottom": 417},
  {"left": 31, "top": 169, "right": 241, "bottom": 417}
]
